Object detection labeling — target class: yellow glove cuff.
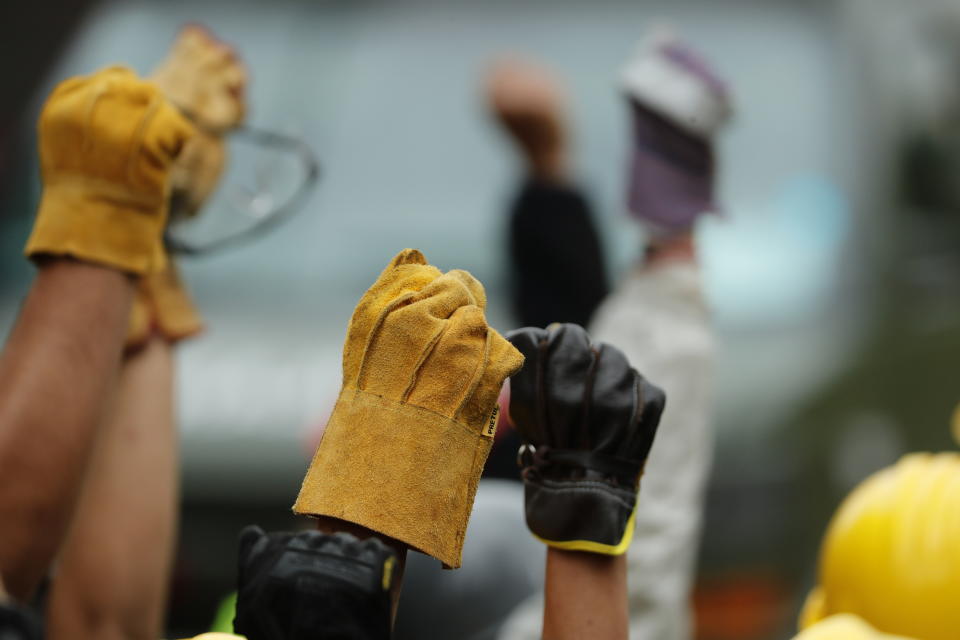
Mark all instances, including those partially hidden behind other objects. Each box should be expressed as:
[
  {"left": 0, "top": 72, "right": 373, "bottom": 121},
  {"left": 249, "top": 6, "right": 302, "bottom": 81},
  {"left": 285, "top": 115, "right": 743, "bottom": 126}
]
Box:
[
  {"left": 295, "top": 389, "right": 496, "bottom": 568},
  {"left": 294, "top": 249, "right": 523, "bottom": 569},
  {"left": 27, "top": 177, "right": 167, "bottom": 274}
]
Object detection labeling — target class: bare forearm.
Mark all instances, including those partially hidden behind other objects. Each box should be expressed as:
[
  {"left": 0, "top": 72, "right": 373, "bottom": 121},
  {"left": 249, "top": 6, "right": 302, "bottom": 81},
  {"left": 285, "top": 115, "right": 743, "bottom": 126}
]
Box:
[
  {"left": 47, "top": 337, "right": 178, "bottom": 640},
  {"left": 542, "top": 549, "right": 628, "bottom": 640},
  {"left": 0, "top": 259, "right": 133, "bottom": 601}
]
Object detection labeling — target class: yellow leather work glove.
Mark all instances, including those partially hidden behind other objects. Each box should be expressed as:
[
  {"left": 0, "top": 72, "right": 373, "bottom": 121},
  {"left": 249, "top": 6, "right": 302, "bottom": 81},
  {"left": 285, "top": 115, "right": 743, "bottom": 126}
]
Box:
[
  {"left": 151, "top": 25, "right": 247, "bottom": 214},
  {"left": 125, "top": 26, "right": 247, "bottom": 349},
  {"left": 151, "top": 25, "right": 246, "bottom": 134},
  {"left": 294, "top": 249, "right": 524, "bottom": 569},
  {"left": 126, "top": 263, "right": 204, "bottom": 346},
  {"left": 25, "top": 66, "right": 195, "bottom": 274}
]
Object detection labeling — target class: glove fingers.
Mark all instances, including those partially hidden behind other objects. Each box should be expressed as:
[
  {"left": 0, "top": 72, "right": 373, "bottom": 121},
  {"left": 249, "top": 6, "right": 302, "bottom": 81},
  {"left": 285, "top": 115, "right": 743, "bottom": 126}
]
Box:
[
  {"left": 342, "top": 251, "right": 441, "bottom": 383},
  {"left": 153, "top": 25, "right": 248, "bottom": 129},
  {"left": 505, "top": 327, "right": 550, "bottom": 444},
  {"left": 89, "top": 73, "right": 165, "bottom": 177},
  {"left": 357, "top": 251, "right": 441, "bottom": 313},
  {"left": 38, "top": 76, "right": 94, "bottom": 165},
  {"left": 166, "top": 25, "right": 211, "bottom": 61},
  {"left": 543, "top": 323, "right": 596, "bottom": 449},
  {"left": 40, "top": 67, "right": 150, "bottom": 178},
  {"left": 238, "top": 525, "right": 267, "bottom": 559},
  {"left": 406, "top": 304, "right": 487, "bottom": 416},
  {"left": 447, "top": 268, "right": 487, "bottom": 310},
  {"left": 126, "top": 283, "right": 153, "bottom": 348},
  {"left": 359, "top": 271, "right": 483, "bottom": 396},
  {"left": 457, "top": 328, "right": 524, "bottom": 431},
  {"left": 54, "top": 69, "right": 193, "bottom": 193},
  {"left": 145, "top": 261, "right": 205, "bottom": 341},
  {"left": 139, "top": 97, "right": 197, "bottom": 190},
  {"left": 170, "top": 130, "right": 226, "bottom": 215},
  {"left": 624, "top": 376, "right": 666, "bottom": 463},
  {"left": 401, "top": 269, "right": 484, "bottom": 319},
  {"left": 388, "top": 248, "right": 428, "bottom": 268},
  {"left": 588, "top": 343, "right": 640, "bottom": 455}
]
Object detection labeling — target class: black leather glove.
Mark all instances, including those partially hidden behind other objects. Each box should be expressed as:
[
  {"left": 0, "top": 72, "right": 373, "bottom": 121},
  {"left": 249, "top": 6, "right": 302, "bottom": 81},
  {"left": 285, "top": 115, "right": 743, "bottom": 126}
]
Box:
[
  {"left": 0, "top": 600, "right": 42, "bottom": 640},
  {"left": 506, "top": 323, "right": 666, "bottom": 555},
  {"left": 234, "top": 526, "right": 397, "bottom": 640}
]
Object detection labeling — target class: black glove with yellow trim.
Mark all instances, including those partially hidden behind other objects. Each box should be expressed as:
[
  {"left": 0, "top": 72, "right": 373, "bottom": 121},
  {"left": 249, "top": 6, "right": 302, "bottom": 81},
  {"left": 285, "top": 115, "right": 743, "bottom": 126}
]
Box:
[
  {"left": 0, "top": 600, "right": 42, "bottom": 640},
  {"left": 506, "top": 323, "right": 665, "bottom": 555},
  {"left": 234, "top": 526, "right": 397, "bottom": 640}
]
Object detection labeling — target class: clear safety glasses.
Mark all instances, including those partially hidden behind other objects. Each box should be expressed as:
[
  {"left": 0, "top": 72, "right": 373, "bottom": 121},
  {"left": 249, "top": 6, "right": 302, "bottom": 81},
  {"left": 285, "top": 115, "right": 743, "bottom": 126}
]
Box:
[{"left": 164, "top": 124, "right": 321, "bottom": 256}]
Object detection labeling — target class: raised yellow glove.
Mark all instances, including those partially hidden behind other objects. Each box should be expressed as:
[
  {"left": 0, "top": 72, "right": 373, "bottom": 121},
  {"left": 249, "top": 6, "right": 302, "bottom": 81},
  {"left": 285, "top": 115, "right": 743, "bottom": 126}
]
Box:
[
  {"left": 151, "top": 25, "right": 246, "bottom": 133},
  {"left": 294, "top": 249, "right": 524, "bottom": 568},
  {"left": 25, "top": 66, "right": 195, "bottom": 274},
  {"left": 151, "top": 25, "right": 247, "bottom": 215},
  {"left": 125, "top": 26, "right": 248, "bottom": 348}
]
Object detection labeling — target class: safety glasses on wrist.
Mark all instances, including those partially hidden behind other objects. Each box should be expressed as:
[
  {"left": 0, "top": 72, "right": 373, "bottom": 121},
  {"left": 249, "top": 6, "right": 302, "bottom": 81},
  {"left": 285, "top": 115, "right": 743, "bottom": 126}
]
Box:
[{"left": 165, "top": 122, "right": 321, "bottom": 256}]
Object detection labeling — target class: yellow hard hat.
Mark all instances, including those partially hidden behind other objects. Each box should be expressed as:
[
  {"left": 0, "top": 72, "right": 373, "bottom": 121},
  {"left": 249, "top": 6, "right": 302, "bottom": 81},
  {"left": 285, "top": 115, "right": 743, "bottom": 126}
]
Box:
[
  {"left": 801, "top": 453, "right": 960, "bottom": 639},
  {"left": 793, "top": 614, "right": 914, "bottom": 639},
  {"left": 951, "top": 402, "right": 960, "bottom": 447}
]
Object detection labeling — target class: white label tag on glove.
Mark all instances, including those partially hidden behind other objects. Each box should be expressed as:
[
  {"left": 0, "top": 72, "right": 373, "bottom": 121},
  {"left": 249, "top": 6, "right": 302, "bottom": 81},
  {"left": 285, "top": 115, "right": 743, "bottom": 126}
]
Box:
[{"left": 481, "top": 405, "right": 499, "bottom": 439}]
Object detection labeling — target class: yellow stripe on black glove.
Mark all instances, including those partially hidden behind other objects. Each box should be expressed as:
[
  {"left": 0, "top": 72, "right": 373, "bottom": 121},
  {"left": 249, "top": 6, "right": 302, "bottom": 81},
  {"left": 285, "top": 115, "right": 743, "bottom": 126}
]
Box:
[{"left": 294, "top": 249, "right": 523, "bottom": 569}]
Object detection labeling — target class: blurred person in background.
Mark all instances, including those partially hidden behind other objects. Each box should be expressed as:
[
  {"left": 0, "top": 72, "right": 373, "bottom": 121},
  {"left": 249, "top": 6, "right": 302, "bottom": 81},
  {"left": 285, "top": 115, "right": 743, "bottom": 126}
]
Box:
[
  {"left": 488, "top": 28, "right": 732, "bottom": 640},
  {"left": 42, "top": 26, "right": 246, "bottom": 640},
  {"left": 0, "top": 63, "right": 196, "bottom": 637},
  {"left": 482, "top": 56, "right": 609, "bottom": 482},
  {"left": 494, "top": 65, "right": 610, "bottom": 333}
]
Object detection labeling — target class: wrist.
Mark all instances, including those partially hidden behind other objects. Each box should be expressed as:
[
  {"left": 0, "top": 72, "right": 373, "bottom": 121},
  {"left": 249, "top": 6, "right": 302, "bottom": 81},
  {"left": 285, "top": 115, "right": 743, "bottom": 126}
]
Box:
[
  {"left": 528, "top": 147, "right": 570, "bottom": 184},
  {"left": 34, "top": 256, "right": 136, "bottom": 290},
  {"left": 27, "top": 181, "right": 167, "bottom": 275},
  {"left": 643, "top": 230, "right": 697, "bottom": 267},
  {"left": 314, "top": 516, "right": 409, "bottom": 559},
  {"left": 544, "top": 547, "right": 628, "bottom": 640}
]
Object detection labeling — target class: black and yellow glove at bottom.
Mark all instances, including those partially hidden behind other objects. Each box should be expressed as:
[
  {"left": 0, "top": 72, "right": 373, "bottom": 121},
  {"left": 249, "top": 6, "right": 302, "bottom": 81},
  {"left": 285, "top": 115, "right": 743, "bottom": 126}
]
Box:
[
  {"left": 234, "top": 526, "right": 396, "bottom": 640},
  {"left": 0, "top": 600, "right": 42, "bottom": 640},
  {"left": 506, "top": 323, "right": 666, "bottom": 555}
]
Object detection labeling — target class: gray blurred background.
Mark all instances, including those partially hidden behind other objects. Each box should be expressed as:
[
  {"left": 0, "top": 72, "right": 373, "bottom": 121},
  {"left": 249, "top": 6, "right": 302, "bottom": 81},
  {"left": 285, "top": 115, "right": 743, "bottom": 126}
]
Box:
[{"left": 2, "top": 0, "right": 960, "bottom": 637}]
